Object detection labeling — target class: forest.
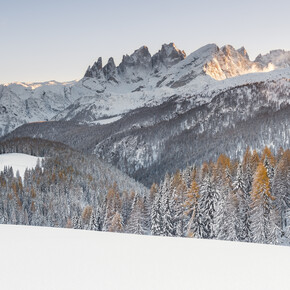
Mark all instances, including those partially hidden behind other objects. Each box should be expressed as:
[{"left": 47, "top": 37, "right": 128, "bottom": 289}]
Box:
[{"left": 0, "top": 138, "right": 289, "bottom": 246}]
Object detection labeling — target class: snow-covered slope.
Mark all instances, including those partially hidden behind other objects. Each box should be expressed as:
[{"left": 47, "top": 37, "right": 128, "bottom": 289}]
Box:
[
  {"left": 0, "top": 80, "right": 77, "bottom": 136},
  {"left": 1, "top": 43, "right": 289, "bottom": 136},
  {"left": 3, "top": 66, "right": 289, "bottom": 185},
  {"left": 0, "top": 224, "right": 289, "bottom": 290},
  {"left": 0, "top": 153, "right": 43, "bottom": 179}
]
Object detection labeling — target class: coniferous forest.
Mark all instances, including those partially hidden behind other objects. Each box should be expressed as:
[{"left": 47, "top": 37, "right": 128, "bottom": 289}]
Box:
[{"left": 0, "top": 138, "right": 289, "bottom": 246}]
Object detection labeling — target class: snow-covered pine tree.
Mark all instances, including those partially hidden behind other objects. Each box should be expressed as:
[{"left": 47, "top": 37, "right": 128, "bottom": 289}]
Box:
[
  {"left": 88, "top": 211, "right": 98, "bottom": 231},
  {"left": 162, "top": 189, "right": 175, "bottom": 237},
  {"left": 198, "top": 173, "right": 219, "bottom": 239},
  {"left": 151, "top": 189, "right": 163, "bottom": 236},
  {"left": 126, "top": 193, "right": 146, "bottom": 235},
  {"left": 233, "top": 163, "right": 251, "bottom": 242},
  {"left": 272, "top": 150, "right": 290, "bottom": 239},
  {"left": 72, "top": 215, "right": 82, "bottom": 229}
]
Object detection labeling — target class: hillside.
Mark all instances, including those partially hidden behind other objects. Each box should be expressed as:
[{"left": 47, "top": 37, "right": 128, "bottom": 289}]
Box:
[
  {"left": 3, "top": 70, "right": 289, "bottom": 185},
  {"left": 1, "top": 224, "right": 289, "bottom": 290}
]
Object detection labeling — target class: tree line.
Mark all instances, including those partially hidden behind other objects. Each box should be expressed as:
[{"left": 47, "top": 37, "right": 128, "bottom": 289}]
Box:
[{"left": 0, "top": 143, "right": 289, "bottom": 246}]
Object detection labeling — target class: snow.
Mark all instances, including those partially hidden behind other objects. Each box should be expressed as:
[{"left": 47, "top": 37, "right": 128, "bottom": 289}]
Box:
[
  {"left": 1, "top": 43, "right": 290, "bottom": 136},
  {"left": 0, "top": 153, "right": 43, "bottom": 179},
  {"left": 0, "top": 224, "right": 289, "bottom": 290},
  {"left": 93, "top": 115, "right": 123, "bottom": 125}
]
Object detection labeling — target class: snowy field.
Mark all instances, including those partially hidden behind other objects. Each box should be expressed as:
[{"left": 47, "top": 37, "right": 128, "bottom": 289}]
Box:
[
  {"left": 0, "top": 153, "right": 43, "bottom": 179},
  {"left": 0, "top": 225, "right": 289, "bottom": 290}
]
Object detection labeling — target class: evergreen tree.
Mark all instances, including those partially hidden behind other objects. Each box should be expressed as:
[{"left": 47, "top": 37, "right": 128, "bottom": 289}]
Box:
[
  {"left": 151, "top": 190, "right": 162, "bottom": 236},
  {"left": 126, "top": 193, "right": 146, "bottom": 235},
  {"left": 198, "top": 173, "right": 219, "bottom": 239},
  {"left": 233, "top": 163, "right": 251, "bottom": 242}
]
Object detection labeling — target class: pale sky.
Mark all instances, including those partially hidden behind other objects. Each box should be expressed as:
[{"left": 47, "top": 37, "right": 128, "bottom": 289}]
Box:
[{"left": 1, "top": 0, "right": 289, "bottom": 83}]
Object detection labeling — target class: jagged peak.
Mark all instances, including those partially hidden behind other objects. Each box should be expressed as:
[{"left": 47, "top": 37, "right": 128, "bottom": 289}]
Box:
[
  {"left": 133, "top": 45, "right": 150, "bottom": 56},
  {"left": 160, "top": 42, "right": 186, "bottom": 58},
  {"left": 118, "top": 46, "right": 152, "bottom": 74},
  {"left": 221, "top": 45, "right": 250, "bottom": 61},
  {"left": 221, "top": 44, "right": 239, "bottom": 56},
  {"left": 269, "top": 49, "right": 286, "bottom": 54},
  {"left": 152, "top": 42, "right": 186, "bottom": 69},
  {"left": 84, "top": 57, "right": 102, "bottom": 78},
  {"left": 254, "top": 48, "right": 290, "bottom": 69},
  {"left": 103, "top": 57, "right": 117, "bottom": 82},
  {"left": 106, "top": 57, "right": 116, "bottom": 67},
  {"left": 192, "top": 43, "right": 219, "bottom": 56},
  {"left": 237, "top": 46, "right": 249, "bottom": 60},
  {"left": 90, "top": 57, "right": 103, "bottom": 71}
]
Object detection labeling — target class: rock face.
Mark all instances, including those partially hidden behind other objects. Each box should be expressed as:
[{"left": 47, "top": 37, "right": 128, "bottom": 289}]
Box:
[
  {"left": 204, "top": 44, "right": 267, "bottom": 80},
  {"left": 103, "top": 57, "right": 117, "bottom": 82},
  {"left": 84, "top": 57, "right": 103, "bottom": 78},
  {"left": 151, "top": 43, "right": 186, "bottom": 70},
  {"left": 118, "top": 46, "right": 152, "bottom": 72}
]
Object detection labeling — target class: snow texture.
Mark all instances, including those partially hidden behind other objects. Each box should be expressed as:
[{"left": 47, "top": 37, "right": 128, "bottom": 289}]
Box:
[{"left": 0, "top": 224, "right": 289, "bottom": 290}]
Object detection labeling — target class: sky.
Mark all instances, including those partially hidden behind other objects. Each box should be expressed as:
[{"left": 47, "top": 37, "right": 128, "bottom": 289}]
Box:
[{"left": 1, "top": 0, "right": 289, "bottom": 83}]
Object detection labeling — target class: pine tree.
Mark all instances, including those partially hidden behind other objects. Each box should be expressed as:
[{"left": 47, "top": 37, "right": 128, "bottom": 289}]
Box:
[
  {"left": 233, "top": 163, "right": 251, "bottom": 242},
  {"left": 272, "top": 150, "right": 290, "bottom": 239},
  {"left": 126, "top": 193, "right": 146, "bottom": 235},
  {"left": 72, "top": 215, "right": 82, "bottom": 229},
  {"left": 198, "top": 173, "right": 219, "bottom": 239},
  {"left": 88, "top": 212, "right": 98, "bottom": 231},
  {"left": 151, "top": 190, "right": 163, "bottom": 236},
  {"left": 162, "top": 190, "right": 175, "bottom": 237}
]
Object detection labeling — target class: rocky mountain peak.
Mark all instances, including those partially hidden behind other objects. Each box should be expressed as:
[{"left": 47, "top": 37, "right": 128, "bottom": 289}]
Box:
[
  {"left": 103, "top": 57, "right": 118, "bottom": 83},
  {"left": 204, "top": 44, "right": 262, "bottom": 80},
  {"left": 255, "top": 49, "right": 290, "bottom": 68},
  {"left": 152, "top": 42, "right": 186, "bottom": 70},
  {"left": 237, "top": 46, "right": 250, "bottom": 60},
  {"left": 84, "top": 57, "right": 103, "bottom": 78},
  {"left": 118, "top": 46, "right": 152, "bottom": 74}
]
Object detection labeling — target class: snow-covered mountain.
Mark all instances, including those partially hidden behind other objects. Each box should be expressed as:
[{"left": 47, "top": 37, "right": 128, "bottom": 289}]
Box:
[
  {"left": 3, "top": 69, "right": 290, "bottom": 185},
  {"left": 0, "top": 81, "right": 77, "bottom": 136},
  {"left": 1, "top": 43, "right": 290, "bottom": 185},
  {"left": 255, "top": 49, "right": 290, "bottom": 69},
  {"left": 1, "top": 43, "right": 289, "bottom": 136}
]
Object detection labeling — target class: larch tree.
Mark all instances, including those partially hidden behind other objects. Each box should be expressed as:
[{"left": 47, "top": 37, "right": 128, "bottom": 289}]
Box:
[
  {"left": 109, "top": 211, "right": 123, "bottom": 233},
  {"left": 250, "top": 162, "right": 276, "bottom": 244}
]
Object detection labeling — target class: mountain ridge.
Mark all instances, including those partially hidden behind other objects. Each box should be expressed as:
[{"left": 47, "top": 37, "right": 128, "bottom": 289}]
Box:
[{"left": 1, "top": 43, "right": 289, "bottom": 136}]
